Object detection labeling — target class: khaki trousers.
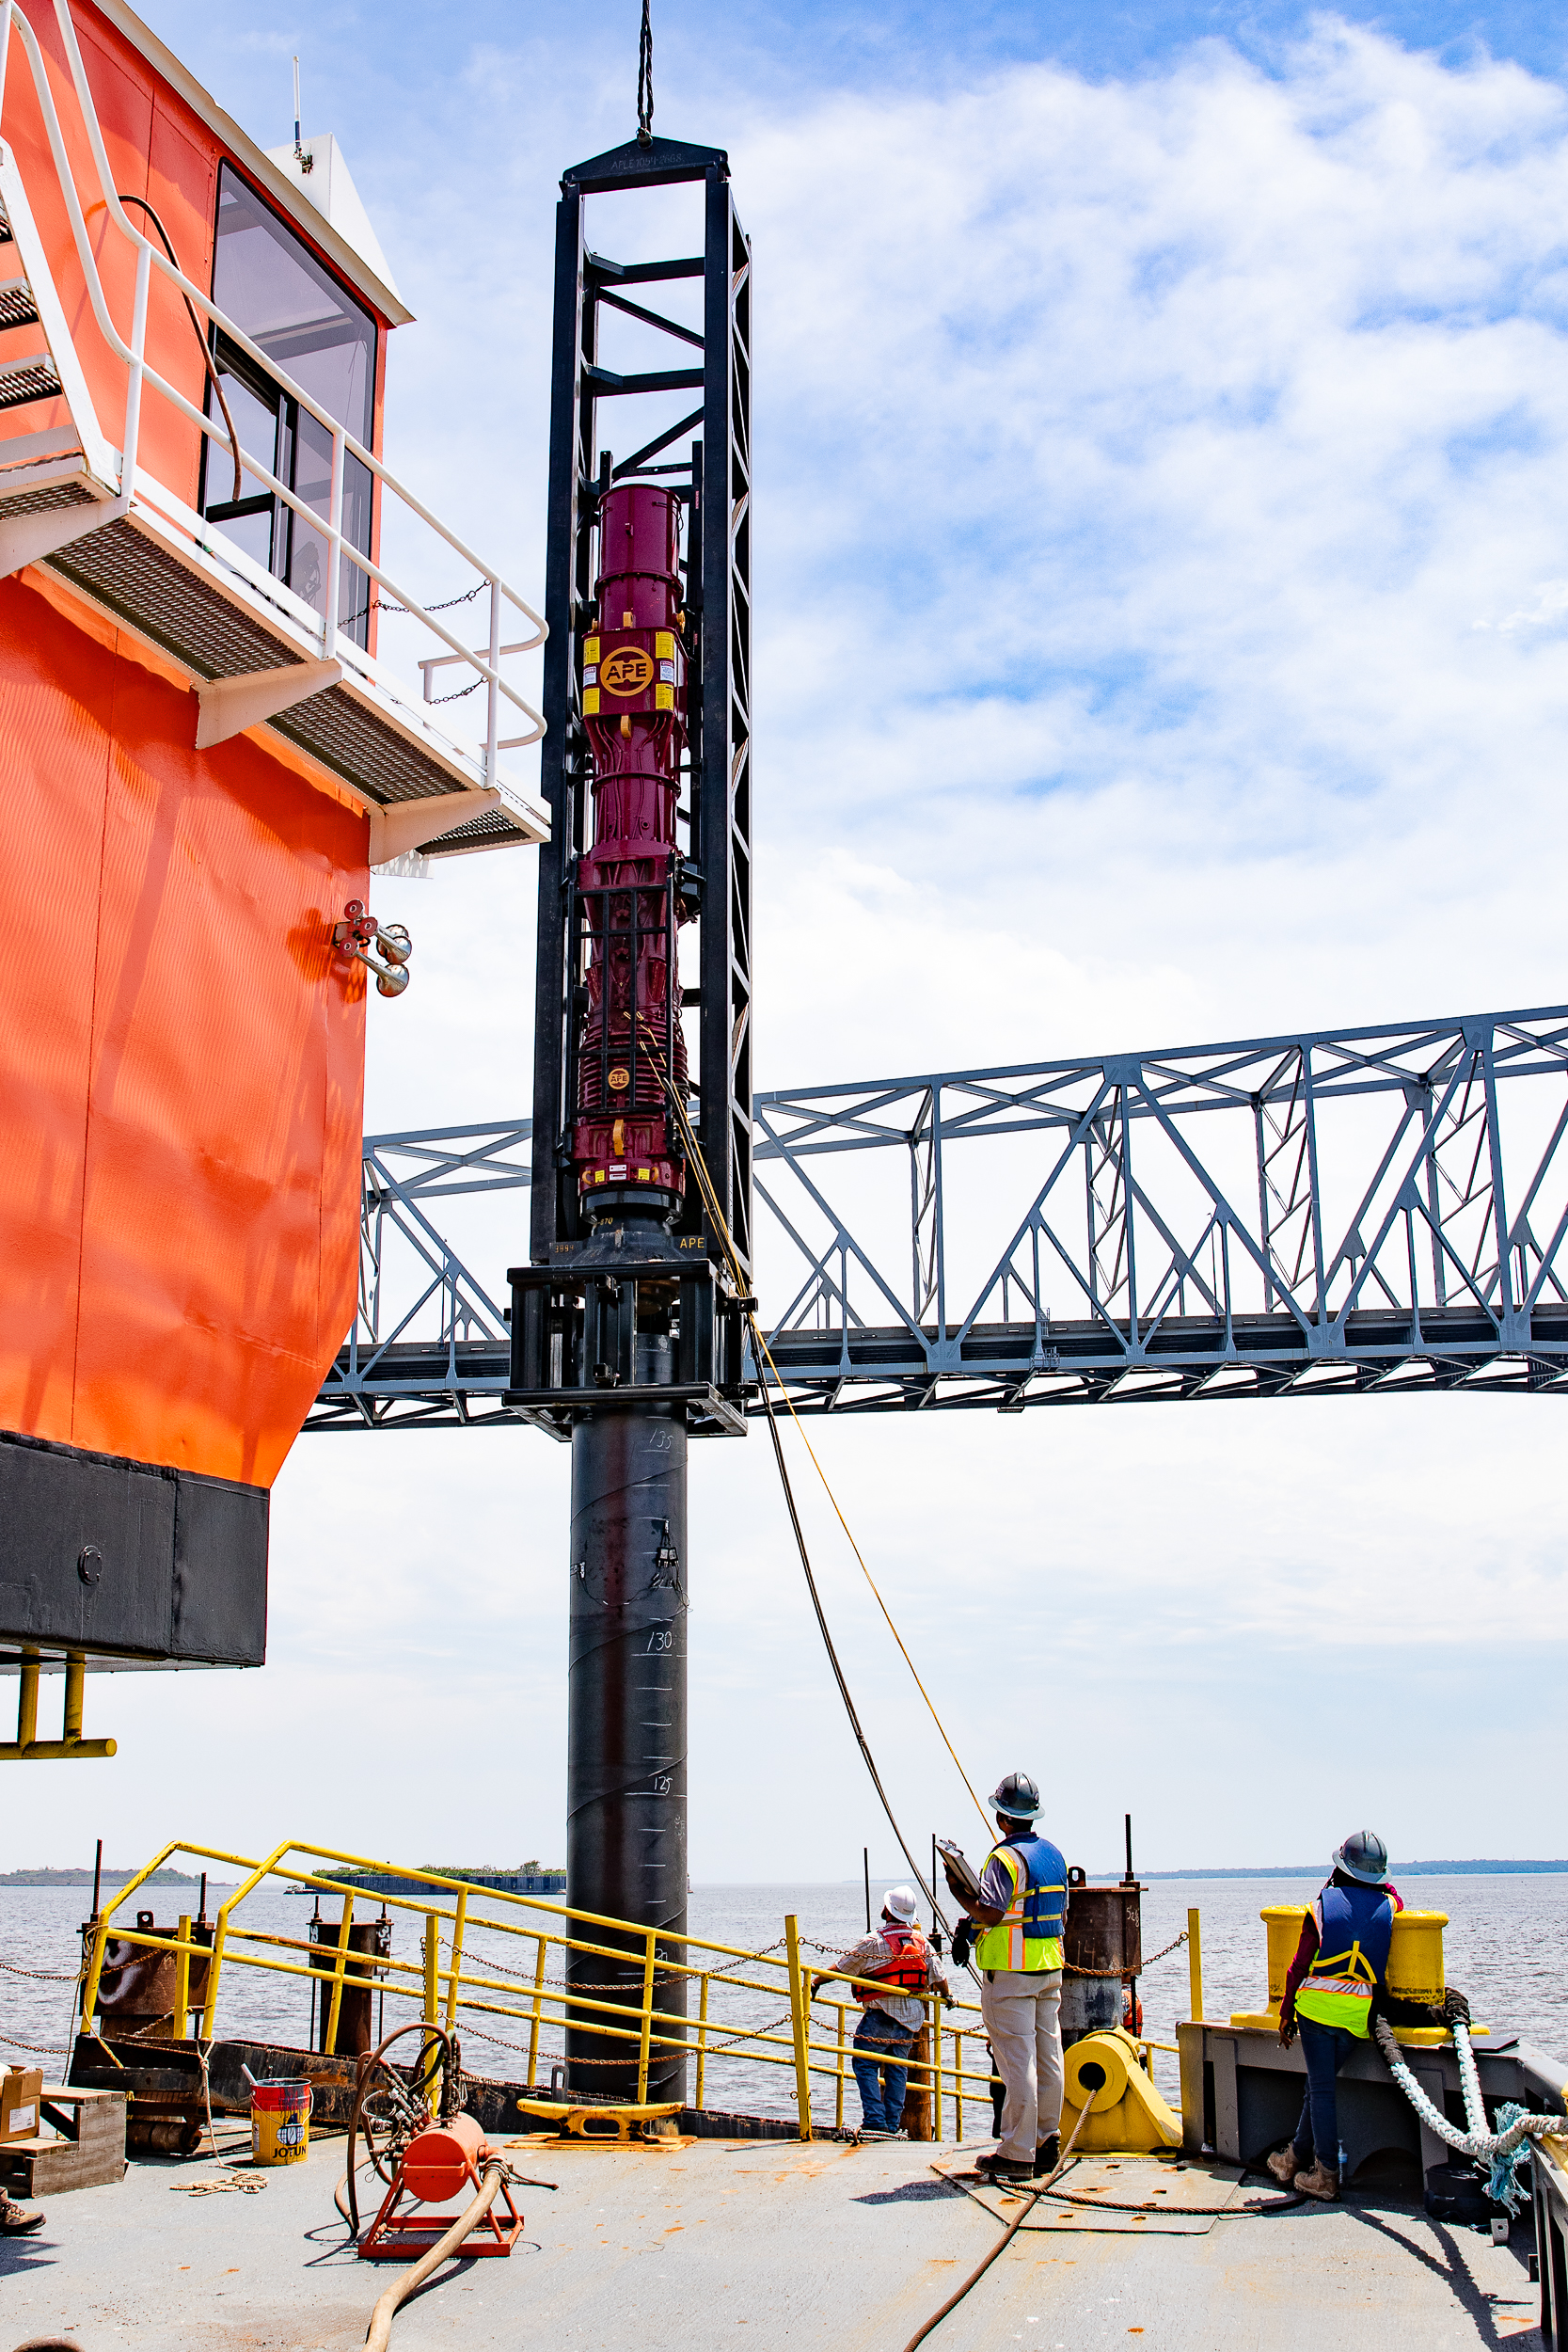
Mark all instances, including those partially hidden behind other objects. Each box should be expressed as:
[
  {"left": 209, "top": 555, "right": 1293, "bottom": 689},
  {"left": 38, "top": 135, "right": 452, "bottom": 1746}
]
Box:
[{"left": 980, "top": 1968, "right": 1064, "bottom": 2165}]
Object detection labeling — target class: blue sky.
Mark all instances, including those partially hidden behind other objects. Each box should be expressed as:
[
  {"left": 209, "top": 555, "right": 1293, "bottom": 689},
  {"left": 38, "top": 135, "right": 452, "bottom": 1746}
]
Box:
[{"left": 11, "top": 0, "right": 1568, "bottom": 1883}]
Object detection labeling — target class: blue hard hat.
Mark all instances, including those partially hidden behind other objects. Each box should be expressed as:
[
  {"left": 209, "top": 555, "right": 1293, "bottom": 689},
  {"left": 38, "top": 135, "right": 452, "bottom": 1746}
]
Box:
[{"left": 1333, "top": 1830, "right": 1389, "bottom": 1885}]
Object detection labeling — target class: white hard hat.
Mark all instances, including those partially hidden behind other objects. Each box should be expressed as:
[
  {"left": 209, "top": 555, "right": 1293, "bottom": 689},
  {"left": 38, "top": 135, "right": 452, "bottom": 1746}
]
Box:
[{"left": 882, "top": 1884, "right": 919, "bottom": 1922}]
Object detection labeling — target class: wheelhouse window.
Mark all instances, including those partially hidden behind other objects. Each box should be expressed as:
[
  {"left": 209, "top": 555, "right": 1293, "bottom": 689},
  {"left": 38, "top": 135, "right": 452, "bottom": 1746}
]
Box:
[{"left": 200, "top": 163, "right": 377, "bottom": 646}]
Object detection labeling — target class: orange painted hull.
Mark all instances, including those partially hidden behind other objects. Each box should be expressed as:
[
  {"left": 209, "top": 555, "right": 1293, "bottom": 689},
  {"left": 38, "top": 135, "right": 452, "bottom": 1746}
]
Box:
[{"left": 0, "top": 568, "right": 369, "bottom": 1494}]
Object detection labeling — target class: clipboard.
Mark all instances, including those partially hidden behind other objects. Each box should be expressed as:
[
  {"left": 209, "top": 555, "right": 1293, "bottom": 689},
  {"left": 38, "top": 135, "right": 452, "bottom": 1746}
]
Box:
[{"left": 936, "top": 1837, "right": 982, "bottom": 1904}]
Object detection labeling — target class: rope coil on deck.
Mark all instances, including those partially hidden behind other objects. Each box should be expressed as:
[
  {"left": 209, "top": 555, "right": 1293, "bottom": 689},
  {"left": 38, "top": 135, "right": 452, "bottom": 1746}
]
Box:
[{"left": 1376, "top": 2016, "right": 1568, "bottom": 2164}]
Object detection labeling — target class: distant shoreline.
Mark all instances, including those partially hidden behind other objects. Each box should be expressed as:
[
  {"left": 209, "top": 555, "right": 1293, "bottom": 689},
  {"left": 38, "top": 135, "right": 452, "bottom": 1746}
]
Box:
[
  {"left": 1135, "top": 1861, "right": 1568, "bottom": 1880},
  {"left": 0, "top": 1868, "right": 235, "bottom": 1889}
]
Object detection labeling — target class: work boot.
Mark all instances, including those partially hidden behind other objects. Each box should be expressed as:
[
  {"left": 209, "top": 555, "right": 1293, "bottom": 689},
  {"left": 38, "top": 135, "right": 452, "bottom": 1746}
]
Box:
[
  {"left": 975, "top": 2153, "right": 1033, "bottom": 2184},
  {"left": 1294, "top": 2160, "right": 1338, "bottom": 2201},
  {"left": 0, "top": 2196, "right": 44, "bottom": 2234},
  {"left": 1033, "top": 2133, "right": 1061, "bottom": 2176},
  {"left": 1266, "top": 2144, "right": 1306, "bottom": 2187}
]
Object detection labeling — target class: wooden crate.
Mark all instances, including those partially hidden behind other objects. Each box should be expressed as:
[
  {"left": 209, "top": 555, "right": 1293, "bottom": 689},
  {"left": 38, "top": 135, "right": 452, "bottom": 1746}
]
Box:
[{"left": 0, "top": 2087, "right": 126, "bottom": 2194}]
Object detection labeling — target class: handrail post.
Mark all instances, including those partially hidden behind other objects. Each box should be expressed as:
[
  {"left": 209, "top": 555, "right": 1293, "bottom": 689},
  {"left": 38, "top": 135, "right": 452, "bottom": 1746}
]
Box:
[
  {"left": 445, "top": 1887, "right": 467, "bottom": 2031},
  {"left": 636, "top": 1928, "right": 657, "bottom": 2104},
  {"left": 16, "top": 1651, "right": 38, "bottom": 1749},
  {"left": 484, "top": 577, "right": 500, "bottom": 782},
  {"left": 1188, "top": 1907, "right": 1203, "bottom": 2020},
  {"left": 955, "top": 2028, "right": 963, "bottom": 2143},
  {"left": 200, "top": 1915, "right": 228, "bottom": 2040},
  {"left": 173, "top": 1915, "right": 191, "bottom": 2041},
  {"left": 324, "top": 1889, "right": 355, "bottom": 2055},
  {"left": 527, "top": 1932, "right": 546, "bottom": 2087},
  {"left": 695, "top": 1971, "right": 709, "bottom": 2112},
  {"left": 784, "top": 1914, "right": 813, "bottom": 2142},
  {"left": 120, "top": 236, "right": 150, "bottom": 504},
  {"left": 930, "top": 1995, "right": 942, "bottom": 2143},
  {"left": 422, "top": 1912, "right": 440, "bottom": 2108},
  {"left": 423, "top": 1912, "right": 439, "bottom": 2030},
  {"left": 82, "top": 1915, "right": 109, "bottom": 2036},
  {"left": 0, "top": 0, "right": 16, "bottom": 122},
  {"left": 325, "top": 424, "right": 344, "bottom": 658},
  {"left": 834, "top": 2002, "right": 846, "bottom": 2132}
]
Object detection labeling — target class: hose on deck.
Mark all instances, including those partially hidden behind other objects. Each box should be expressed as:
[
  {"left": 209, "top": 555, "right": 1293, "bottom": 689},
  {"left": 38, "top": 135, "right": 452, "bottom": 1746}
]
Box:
[
  {"left": 362, "top": 2158, "right": 505, "bottom": 2352},
  {"left": 897, "top": 2093, "right": 1097, "bottom": 2352}
]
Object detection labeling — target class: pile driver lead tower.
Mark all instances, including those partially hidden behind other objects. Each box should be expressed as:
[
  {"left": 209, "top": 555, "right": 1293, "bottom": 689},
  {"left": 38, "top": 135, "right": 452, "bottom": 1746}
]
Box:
[{"left": 509, "top": 135, "right": 753, "bottom": 2099}]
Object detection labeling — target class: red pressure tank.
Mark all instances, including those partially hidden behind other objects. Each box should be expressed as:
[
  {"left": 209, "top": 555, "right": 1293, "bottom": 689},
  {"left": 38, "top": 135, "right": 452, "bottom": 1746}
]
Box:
[
  {"left": 574, "top": 483, "right": 691, "bottom": 1220},
  {"left": 400, "top": 2110, "right": 491, "bottom": 2205}
]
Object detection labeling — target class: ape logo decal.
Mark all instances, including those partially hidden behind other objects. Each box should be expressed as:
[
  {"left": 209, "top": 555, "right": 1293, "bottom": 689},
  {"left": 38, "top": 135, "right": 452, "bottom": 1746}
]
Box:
[{"left": 601, "top": 645, "right": 656, "bottom": 696}]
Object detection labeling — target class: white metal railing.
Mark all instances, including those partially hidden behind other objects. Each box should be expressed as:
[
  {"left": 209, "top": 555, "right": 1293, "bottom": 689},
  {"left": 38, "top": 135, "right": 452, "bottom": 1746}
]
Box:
[{"left": 0, "top": 0, "right": 545, "bottom": 777}]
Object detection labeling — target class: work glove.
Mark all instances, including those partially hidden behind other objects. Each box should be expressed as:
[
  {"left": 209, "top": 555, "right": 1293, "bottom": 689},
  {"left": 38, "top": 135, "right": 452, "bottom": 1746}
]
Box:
[
  {"left": 1432, "top": 1987, "right": 1471, "bottom": 2028},
  {"left": 952, "top": 1919, "right": 974, "bottom": 1970},
  {"left": 1277, "top": 1995, "right": 1297, "bottom": 2051}
]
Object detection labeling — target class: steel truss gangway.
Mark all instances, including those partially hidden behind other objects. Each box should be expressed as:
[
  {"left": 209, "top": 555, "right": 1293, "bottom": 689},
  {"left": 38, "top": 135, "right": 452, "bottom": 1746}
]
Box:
[{"left": 309, "top": 1005, "right": 1568, "bottom": 1434}]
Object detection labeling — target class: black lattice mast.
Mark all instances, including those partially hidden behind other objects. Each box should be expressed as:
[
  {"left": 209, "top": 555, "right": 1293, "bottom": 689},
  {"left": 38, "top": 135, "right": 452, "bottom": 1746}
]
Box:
[
  {"left": 515, "top": 131, "right": 752, "bottom": 2103},
  {"left": 531, "top": 135, "right": 752, "bottom": 1278}
]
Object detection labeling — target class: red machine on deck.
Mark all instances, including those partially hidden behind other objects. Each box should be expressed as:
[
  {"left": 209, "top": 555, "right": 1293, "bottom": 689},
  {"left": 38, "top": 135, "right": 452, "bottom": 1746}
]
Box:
[
  {"left": 358, "top": 2110, "right": 522, "bottom": 2263},
  {"left": 573, "top": 482, "right": 693, "bottom": 1219}
]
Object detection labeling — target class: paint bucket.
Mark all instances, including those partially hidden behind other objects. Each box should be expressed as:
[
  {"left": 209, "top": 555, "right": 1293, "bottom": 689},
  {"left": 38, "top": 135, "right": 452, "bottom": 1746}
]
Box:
[{"left": 250, "top": 2079, "right": 311, "bottom": 2166}]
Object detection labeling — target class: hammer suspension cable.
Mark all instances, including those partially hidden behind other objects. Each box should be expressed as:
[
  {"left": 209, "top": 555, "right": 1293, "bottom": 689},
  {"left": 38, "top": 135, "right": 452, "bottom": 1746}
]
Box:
[{"left": 634, "top": 1019, "right": 983, "bottom": 1945}]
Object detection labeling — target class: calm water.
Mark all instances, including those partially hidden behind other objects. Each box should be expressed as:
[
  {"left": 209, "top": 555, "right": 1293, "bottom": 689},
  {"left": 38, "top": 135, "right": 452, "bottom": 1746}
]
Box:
[{"left": 5, "top": 1875, "right": 1565, "bottom": 2127}]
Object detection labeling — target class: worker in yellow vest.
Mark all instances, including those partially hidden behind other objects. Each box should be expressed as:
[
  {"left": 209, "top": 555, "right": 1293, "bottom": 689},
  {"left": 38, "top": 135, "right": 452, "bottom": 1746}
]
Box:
[
  {"left": 944, "top": 1772, "right": 1068, "bottom": 2184},
  {"left": 1267, "top": 1830, "right": 1470, "bottom": 2201}
]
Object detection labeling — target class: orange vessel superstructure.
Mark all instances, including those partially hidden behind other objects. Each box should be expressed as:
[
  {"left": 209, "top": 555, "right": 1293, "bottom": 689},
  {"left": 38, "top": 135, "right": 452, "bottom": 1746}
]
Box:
[{"left": 0, "top": 0, "right": 547, "bottom": 1698}]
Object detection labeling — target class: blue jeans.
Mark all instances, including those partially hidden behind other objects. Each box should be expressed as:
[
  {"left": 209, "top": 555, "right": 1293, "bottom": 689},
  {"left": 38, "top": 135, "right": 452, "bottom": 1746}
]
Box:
[
  {"left": 1294, "top": 2016, "right": 1359, "bottom": 2166},
  {"left": 853, "top": 2008, "right": 913, "bottom": 2133}
]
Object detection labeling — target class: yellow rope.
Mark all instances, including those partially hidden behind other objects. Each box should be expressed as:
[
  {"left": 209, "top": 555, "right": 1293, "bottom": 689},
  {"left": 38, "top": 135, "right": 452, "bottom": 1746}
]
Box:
[{"left": 635, "top": 1021, "right": 991, "bottom": 1836}]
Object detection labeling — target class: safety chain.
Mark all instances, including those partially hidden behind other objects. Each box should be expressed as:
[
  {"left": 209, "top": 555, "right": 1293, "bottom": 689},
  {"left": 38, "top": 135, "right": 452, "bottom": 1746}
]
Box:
[
  {"left": 1065, "top": 1929, "right": 1188, "bottom": 1980},
  {"left": 0, "top": 1958, "right": 78, "bottom": 1981},
  {"left": 371, "top": 582, "right": 485, "bottom": 619},
  {"left": 0, "top": 2028, "right": 70, "bottom": 2057},
  {"left": 428, "top": 677, "right": 483, "bottom": 706}
]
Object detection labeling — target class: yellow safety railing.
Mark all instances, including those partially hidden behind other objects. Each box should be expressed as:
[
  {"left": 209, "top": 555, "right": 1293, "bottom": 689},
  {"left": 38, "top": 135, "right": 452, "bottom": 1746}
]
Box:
[{"left": 79, "top": 1838, "right": 1026, "bottom": 2139}]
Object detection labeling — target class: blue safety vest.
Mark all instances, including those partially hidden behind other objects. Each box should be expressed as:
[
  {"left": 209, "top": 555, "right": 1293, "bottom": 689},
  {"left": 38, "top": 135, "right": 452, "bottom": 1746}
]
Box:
[
  {"left": 1294, "top": 1881, "right": 1394, "bottom": 2039},
  {"left": 974, "top": 1834, "right": 1067, "bottom": 1973}
]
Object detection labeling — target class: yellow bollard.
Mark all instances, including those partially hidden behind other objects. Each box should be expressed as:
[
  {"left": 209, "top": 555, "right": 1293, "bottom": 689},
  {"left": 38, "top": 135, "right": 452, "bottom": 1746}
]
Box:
[{"left": 1388, "top": 1912, "right": 1448, "bottom": 2007}]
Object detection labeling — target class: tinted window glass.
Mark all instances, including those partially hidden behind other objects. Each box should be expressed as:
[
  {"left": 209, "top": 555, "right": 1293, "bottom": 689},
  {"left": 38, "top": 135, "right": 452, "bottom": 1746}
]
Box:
[
  {"left": 212, "top": 165, "right": 374, "bottom": 446},
  {"left": 203, "top": 165, "right": 377, "bottom": 644}
]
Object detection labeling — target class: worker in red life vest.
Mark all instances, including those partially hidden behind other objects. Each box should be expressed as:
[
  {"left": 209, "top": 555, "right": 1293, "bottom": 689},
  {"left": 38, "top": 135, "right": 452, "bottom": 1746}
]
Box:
[
  {"left": 1266, "top": 1829, "right": 1470, "bottom": 2202},
  {"left": 944, "top": 1772, "right": 1069, "bottom": 2185},
  {"left": 812, "top": 1886, "right": 951, "bottom": 2138}
]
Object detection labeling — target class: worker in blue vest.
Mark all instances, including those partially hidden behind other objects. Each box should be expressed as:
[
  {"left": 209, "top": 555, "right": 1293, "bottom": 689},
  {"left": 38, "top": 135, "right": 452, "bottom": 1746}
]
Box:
[
  {"left": 1268, "top": 1830, "right": 1470, "bottom": 2201},
  {"left": 943, "top": 1772, "right": 1069, "bottom": 2184}
]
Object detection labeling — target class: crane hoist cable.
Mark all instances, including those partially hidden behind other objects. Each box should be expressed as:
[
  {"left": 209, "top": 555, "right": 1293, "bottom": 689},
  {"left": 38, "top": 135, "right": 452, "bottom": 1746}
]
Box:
[{"left": 635, "top": 1022, "right": 987, "bottom": 1942}]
